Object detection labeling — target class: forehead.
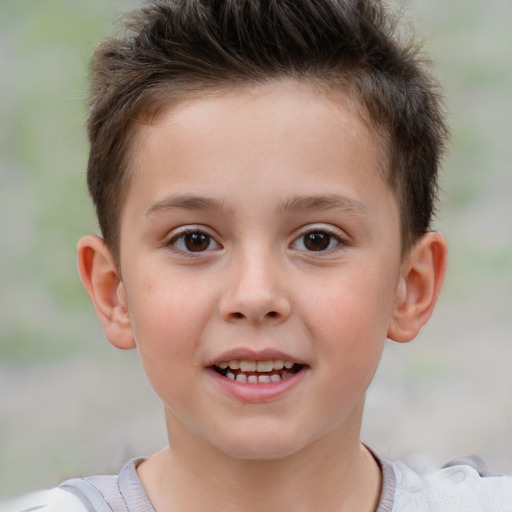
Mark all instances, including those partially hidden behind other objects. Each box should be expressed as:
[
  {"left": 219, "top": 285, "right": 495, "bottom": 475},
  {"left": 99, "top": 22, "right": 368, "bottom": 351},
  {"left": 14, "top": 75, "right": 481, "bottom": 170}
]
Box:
[{"left": 124, "top": 80, "right": 394, "bottom": 220}]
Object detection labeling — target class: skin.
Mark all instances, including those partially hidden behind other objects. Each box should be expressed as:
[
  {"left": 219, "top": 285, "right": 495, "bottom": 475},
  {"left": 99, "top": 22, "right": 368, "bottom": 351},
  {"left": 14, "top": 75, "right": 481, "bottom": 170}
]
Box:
[{"left": 78, "top": 80, "right": 447, "bottom": 511}]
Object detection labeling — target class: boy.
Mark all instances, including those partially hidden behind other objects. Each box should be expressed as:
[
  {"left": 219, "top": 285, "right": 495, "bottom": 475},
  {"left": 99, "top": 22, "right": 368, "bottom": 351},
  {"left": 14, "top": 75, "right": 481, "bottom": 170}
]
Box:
[{"left": 4, "top": 0, "right": 511, "bottom": 510}]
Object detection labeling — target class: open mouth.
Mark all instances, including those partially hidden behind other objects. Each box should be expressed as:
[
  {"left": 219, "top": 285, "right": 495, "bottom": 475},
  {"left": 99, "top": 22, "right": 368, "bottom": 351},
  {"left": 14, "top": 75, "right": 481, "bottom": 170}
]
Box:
[{"left": 211, "top": 359, "right": 304, "bottom": 383}]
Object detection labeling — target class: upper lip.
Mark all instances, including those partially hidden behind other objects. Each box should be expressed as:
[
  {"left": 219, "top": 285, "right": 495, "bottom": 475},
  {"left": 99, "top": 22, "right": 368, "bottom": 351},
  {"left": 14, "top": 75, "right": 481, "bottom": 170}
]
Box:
[{"left": 206, "top": 348, "right": 306, "bottom": 367}]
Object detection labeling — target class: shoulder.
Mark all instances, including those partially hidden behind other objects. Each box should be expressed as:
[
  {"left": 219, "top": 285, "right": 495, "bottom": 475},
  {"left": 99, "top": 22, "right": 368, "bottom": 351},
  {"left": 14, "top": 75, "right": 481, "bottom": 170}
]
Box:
[
  {"left": 0, "top": 487, "right": 88, "bottom": 512},
  {"left": 0, "top": 458, "right": 148, "bottom": 512},
  {"left": 0, "top": 475, "right": 121, "bottom": 512},
  {"left": 390, "top": 456, "right": 512, "bottom": 512}
]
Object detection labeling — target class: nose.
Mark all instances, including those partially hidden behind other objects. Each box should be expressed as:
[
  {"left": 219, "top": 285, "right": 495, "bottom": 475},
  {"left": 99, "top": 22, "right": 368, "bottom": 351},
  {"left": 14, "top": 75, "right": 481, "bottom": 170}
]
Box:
[{"left": 218, "top": 250, "right": 291, "bottom": 325}]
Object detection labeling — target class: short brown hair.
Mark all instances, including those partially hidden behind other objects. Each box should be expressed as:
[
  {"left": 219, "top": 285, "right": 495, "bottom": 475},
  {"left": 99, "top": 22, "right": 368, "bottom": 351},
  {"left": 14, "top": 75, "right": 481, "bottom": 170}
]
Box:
[{"left": 87, "top": 0, "right": 448, "bottom": 262}]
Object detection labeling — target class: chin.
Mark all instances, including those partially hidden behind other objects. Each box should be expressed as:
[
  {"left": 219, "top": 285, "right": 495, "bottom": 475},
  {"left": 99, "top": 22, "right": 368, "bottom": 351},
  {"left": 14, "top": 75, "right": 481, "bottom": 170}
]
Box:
[
  {"left": 223, "top": 444, "right": 301, "bottom": 461},
  {"left": 211, "top": 427, "right": 311, "bottom": 461}
]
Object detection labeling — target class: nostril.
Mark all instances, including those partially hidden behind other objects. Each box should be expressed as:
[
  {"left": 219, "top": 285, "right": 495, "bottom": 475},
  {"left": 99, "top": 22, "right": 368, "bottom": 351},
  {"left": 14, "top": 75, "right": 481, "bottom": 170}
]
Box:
[{"left": 226, "top": 310, "right": 283, "bottom": 321}]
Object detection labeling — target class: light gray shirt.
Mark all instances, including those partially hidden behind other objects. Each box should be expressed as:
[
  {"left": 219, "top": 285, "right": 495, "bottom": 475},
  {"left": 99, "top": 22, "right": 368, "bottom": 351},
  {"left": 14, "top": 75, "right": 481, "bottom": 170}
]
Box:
[{"left": 3, "top": 453, "right": 512, "bottom": 511}]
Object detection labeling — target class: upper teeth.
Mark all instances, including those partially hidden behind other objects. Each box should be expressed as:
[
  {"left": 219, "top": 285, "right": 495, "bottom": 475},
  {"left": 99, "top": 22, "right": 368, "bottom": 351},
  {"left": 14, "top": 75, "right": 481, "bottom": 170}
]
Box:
[{"left": 217, "top": 360, "right": 294, "bottom": 371}]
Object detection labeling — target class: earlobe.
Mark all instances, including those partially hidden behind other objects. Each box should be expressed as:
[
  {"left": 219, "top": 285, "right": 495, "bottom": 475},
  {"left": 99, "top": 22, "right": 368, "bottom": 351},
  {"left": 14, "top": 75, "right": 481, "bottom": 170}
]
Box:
[
  {"left": 387, "top": 231, "right": 447, "bottom": 343},
  {"left": 76, "top": 235, "right": 136, "bottom": 350}
]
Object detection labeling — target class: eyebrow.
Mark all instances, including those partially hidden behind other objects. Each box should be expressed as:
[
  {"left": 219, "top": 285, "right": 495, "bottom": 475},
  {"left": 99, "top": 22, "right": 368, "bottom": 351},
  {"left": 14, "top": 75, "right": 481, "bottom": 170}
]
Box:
[
  {"left": 277, "top": 194, "right": 370, "bottom": 217},
  {"left": 146, "top": 194, "right": 231, "bottom": 216},
  {"left": 146, "top": 193, "right": 370, "bottom": 218}
]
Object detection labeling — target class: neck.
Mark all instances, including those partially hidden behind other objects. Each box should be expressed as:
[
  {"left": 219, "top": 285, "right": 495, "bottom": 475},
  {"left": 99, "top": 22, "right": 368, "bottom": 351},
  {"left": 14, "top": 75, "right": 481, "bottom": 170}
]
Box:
[{"left": 138, "top": 407, "right": 382, "bottom": 512}]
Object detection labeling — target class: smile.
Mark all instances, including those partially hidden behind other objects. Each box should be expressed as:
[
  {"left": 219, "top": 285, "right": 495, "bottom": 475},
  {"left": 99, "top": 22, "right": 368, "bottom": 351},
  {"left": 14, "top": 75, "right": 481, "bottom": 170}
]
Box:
[{"left": 212, "top": 359, "right": 303, "bottom": 383}]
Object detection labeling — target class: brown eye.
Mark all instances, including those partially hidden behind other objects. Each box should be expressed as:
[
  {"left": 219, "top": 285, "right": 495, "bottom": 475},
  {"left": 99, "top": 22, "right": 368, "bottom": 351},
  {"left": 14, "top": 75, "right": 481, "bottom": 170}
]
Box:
[
  {"left": 303, "top": 232, "right": 331, "bottom": 251},
  {"left": 184, "top": 232, "right": 210, "bottom": 252},
  {"left": 169, "top": 230, "right": 221, "bottom": 253},
  {"left": 291, "top": 229, "right": 341, "bottom": 252}
]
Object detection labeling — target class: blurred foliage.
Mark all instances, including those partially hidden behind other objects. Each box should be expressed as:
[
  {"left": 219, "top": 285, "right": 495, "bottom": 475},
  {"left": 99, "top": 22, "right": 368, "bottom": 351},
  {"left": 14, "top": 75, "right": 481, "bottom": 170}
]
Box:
[{"left": 1, "top": 1, "right": 138, "bottom": 363}]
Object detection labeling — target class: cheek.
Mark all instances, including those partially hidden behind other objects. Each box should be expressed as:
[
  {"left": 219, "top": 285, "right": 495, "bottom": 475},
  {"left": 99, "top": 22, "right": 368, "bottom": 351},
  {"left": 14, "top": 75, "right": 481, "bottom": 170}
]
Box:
[
  {"left": 128, "top": 294, "right": 207, "bottom": 409},
  {"left": 125, "top": 274, "right": 214, "bottom": 374},
  {"left": 303, "top": 265, "right": 397, "bottom": 393},
  {"left": 306, "top": 267, "right": 396, "bottom": 338}
]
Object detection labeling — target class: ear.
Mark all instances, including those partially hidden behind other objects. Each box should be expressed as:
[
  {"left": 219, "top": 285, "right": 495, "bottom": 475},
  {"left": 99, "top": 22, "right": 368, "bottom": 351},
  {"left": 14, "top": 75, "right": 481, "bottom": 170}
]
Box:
[
  {"left": 77, "top": 235, "right": 136, "bottom": 350},
  {"left": 387, "top": 231, "right": 447, "bottom": 343}
]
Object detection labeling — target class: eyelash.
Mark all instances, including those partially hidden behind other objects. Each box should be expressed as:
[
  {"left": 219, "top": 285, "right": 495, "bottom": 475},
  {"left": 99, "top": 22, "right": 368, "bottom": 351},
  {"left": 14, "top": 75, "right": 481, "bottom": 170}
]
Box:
[
  {"left": 290, "top": 227, "right": 346, "bottom": 253},
  {"left": 166, "top": 226, "right": 347, "bottom": 255},
  {"left": 167, "top": 228, "right": 221, "bottom": 254}
]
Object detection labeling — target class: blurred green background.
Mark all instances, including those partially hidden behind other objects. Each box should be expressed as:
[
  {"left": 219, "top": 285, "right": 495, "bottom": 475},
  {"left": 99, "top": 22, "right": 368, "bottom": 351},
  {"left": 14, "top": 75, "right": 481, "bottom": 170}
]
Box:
[{"left": 1, "top": 0, "right": 511, "bottom": 499}]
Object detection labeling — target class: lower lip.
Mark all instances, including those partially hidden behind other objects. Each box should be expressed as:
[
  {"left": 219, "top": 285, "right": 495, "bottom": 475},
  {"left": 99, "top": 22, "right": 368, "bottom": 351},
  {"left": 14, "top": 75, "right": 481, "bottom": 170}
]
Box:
[{"left": 205, "top": 367, "right": 307, "bottom": 403}]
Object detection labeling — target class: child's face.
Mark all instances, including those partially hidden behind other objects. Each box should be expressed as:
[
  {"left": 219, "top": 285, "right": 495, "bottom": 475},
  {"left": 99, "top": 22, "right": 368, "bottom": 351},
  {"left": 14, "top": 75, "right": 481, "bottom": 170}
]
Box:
[{"left": 117, "top": 81, "right": 404, "bottom": 459}]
